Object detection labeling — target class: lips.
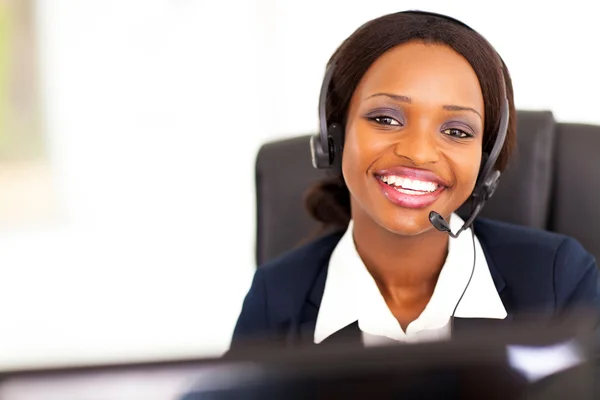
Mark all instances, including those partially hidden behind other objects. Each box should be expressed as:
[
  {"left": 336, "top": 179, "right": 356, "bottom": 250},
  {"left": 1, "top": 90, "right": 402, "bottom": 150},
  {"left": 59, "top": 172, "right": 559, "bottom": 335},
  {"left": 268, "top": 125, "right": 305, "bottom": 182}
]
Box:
[{"left": 374, "top": 166, "right": 448, "bottom": 209}]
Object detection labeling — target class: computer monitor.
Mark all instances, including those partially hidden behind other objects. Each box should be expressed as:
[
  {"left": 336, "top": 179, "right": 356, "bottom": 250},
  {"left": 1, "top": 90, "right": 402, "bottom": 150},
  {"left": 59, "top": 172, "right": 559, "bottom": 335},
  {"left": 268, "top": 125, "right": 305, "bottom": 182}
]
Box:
[{"left": 0, "top": 315, "right": 596, "bottom": 400}]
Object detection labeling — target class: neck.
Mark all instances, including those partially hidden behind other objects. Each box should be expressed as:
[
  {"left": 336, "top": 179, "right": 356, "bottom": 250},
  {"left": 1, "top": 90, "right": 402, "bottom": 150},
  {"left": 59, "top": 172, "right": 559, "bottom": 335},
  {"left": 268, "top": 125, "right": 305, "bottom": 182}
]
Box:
[{"left": 351, "top": 210, "right": 450, "bottom": 298}]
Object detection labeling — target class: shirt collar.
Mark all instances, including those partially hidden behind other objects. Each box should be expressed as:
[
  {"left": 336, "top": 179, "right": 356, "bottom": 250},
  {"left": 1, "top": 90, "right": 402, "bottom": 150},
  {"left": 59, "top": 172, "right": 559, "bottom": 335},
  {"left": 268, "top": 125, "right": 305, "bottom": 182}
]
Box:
[{"left": 314, "top": 214, "right": 507, "bottom": 344}]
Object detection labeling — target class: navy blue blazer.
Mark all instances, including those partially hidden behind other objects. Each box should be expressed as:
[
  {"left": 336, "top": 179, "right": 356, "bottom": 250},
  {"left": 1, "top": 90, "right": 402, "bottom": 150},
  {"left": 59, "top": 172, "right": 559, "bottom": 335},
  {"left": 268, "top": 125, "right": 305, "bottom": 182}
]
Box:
[{"left": 231, "top": 218, "right": 600, "bottom": 350}]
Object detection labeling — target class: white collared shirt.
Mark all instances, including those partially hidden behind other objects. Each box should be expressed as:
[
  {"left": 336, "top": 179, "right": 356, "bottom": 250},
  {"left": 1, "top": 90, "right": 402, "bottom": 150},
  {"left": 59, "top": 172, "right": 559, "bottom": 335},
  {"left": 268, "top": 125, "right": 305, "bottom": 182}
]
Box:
[{"left": 314, "top": 213, "right": 507, "bottom": 346}]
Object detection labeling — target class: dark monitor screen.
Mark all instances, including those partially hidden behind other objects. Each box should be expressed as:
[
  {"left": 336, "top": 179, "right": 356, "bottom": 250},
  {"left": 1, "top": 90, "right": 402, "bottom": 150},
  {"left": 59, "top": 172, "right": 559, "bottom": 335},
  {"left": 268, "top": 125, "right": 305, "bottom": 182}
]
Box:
[{"left": 0, "top": 317, "right": 596, "bottom": 400}]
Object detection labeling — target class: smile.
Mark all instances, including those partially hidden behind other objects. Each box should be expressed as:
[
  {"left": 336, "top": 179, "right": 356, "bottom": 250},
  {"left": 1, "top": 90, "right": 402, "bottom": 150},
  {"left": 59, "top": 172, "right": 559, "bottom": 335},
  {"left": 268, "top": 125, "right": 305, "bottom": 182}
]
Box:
[
  {"left": 377, "top": 175, "right": 439, "bottom": 195},
  {"left": 374, "top": 169, "right": 447, "bottom": 209}
]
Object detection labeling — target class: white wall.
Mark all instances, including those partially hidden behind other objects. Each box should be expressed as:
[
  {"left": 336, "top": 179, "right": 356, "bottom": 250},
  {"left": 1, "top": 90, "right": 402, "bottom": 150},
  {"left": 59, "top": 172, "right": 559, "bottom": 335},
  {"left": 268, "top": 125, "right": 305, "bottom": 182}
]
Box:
[
  {"left": 0, "top": 0, "right": 266, "bottom": 370},
  {"left": 265, "top": 0, "right": 600, "bottom": 139},
  {"left": 0, "top": 0, "right": 598, "bottom": 370}
]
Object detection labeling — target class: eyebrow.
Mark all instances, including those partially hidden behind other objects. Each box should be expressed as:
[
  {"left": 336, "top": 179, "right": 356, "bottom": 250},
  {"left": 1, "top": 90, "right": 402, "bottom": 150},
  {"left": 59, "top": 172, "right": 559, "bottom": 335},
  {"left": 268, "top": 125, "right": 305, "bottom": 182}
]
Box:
[
  {"left": 366, "top": 93, "right": 412, "bottom": 103},
  {"left": 365, "top": 93, "right": 483, "bottom": 120},
  {"left": 442, "top": 104, "right": 483, "bottom": 121}
]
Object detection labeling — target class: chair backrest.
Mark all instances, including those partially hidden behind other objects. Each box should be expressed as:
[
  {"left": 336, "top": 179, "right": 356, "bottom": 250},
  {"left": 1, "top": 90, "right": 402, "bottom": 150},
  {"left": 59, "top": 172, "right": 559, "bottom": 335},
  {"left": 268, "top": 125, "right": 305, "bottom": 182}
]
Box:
[
  {"left": 255, "top": 136, "right": 328, "bottom": 265},
  {"left": 550, "top": 123, "right": 600, "bottom": 262},
  {"left": 255, "top": 110, "right": 599, "bottom": 266}
]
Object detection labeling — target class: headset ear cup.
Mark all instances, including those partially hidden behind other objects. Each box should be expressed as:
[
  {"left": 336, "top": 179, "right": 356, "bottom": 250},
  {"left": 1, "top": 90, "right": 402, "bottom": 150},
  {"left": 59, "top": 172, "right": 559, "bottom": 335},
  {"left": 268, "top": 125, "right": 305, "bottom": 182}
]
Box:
[
  {"left": 485, "top": 170, "right": 501, "bottom": 199},
  {"left": 328, "top": 123, "right": 345, "bottom": 172},
  {"left": 310, "top": 134, "right": 330, "bottom": 169},
  {"left": 473, "top": 152, "right": 502, "bottom": 201}
]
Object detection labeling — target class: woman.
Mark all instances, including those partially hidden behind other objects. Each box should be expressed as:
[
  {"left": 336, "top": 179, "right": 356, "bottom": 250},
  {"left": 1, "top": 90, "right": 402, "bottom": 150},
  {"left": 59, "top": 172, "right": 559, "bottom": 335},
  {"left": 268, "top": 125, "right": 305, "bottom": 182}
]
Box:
[{"left": 231, "top": 11, "right": 600, "bottom": 349}]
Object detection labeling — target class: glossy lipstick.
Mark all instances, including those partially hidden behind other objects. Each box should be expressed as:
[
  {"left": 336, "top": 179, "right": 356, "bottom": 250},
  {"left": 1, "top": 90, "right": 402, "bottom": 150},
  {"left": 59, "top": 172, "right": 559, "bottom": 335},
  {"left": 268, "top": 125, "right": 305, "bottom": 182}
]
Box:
[{"left": 374, "top": 166, "right": 448, "bottom": 209}]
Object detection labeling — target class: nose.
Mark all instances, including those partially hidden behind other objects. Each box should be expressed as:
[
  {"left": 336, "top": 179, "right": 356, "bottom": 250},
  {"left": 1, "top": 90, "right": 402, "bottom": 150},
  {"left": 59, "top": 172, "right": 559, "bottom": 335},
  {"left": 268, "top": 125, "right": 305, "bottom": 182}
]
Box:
[{"left": 393, "top": 126, "right": 441, "bottom": 166}]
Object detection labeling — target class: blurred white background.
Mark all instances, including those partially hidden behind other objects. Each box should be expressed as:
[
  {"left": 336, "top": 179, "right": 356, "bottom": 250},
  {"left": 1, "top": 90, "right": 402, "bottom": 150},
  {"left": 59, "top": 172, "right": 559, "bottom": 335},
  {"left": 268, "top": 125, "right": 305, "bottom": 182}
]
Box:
[{"left": 0, "top": 0, "right": 598, "bottom": 370}]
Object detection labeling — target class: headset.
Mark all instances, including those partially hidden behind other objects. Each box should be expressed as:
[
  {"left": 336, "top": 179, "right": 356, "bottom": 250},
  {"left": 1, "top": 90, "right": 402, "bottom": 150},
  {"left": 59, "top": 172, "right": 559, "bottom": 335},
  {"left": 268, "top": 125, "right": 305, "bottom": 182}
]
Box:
[{"left": 309, "top": 10, "right": 509, "bottom": 239}]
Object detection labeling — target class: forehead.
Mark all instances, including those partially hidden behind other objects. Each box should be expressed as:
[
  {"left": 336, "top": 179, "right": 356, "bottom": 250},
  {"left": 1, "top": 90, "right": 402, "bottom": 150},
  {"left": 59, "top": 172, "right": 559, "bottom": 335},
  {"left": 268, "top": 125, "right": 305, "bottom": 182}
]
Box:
[{"left": 352, "top": 41, "right": 484, "bottom": 113}]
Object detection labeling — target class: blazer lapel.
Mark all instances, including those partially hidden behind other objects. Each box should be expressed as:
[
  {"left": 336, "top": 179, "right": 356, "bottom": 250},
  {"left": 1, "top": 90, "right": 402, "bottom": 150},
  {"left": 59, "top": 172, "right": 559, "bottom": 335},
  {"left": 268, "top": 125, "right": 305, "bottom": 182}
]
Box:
[
  {"left": 452, "top": 237, "right": 516, "bottom": 336},
  {"left": 296, "top": 258, "right": 362, "bottom": 347},
  {"left": 475, "top": 220, "right": 507, "bottom": 296},
  {"left": 296, "top": 258, "right": 327, "bottom": 346},
  {"left": 274, "top": 231, "right": 344, "bottom": 347},
  {"left": 476, "top": 224, "right": 518, "bottom": 319}
]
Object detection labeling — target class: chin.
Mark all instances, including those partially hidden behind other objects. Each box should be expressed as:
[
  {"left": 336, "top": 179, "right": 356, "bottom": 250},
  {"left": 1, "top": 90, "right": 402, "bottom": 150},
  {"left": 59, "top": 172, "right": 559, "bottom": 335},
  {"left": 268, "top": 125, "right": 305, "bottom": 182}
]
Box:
[
  {"left": 377, "top": 211, "right": 439, "bottom": 237},
  {"left": 350, "top": 190, "right": 459, "bottom": 237}
]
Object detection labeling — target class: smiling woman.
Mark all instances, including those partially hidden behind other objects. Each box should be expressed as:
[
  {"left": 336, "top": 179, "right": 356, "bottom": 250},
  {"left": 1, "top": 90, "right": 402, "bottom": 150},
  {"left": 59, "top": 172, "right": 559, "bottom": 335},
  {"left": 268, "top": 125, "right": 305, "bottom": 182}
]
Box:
[{"left": 229, "top": 11, "right": 600, "bottom": 350}]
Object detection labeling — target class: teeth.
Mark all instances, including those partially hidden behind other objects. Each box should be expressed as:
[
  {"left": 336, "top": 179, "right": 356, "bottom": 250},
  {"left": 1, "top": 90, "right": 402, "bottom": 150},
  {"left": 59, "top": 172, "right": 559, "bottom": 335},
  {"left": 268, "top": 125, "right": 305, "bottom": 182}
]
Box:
[{"left": 380, "top": 175, "right": 438, "bottom": 193}]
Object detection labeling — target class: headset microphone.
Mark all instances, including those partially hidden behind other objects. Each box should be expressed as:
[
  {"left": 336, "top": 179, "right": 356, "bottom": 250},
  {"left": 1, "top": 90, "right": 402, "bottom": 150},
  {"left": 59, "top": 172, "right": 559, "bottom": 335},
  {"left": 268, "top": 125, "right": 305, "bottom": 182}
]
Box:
[
  {"left": 429, "top": 202, "right": 485, "bottom": 239},
  {"left": 429, "top": 211, "right": 453, "bottom": 236}
]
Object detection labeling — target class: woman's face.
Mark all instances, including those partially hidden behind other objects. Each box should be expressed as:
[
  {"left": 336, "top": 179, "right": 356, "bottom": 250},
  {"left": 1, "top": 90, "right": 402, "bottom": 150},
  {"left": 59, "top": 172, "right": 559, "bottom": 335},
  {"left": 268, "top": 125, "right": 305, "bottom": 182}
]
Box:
[{"left": 342, "top": 41, "right": 485, "bottom": 236}]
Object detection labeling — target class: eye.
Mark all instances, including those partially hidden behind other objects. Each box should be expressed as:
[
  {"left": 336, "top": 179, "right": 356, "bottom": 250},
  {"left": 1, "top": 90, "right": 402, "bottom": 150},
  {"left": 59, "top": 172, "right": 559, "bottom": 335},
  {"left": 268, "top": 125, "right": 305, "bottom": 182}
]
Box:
[
  {"left": 369, "top": 116, "right": 402, "bottom": 126},
  {"left": 442, "top": 128, "right": 473, "bottom": 139}
]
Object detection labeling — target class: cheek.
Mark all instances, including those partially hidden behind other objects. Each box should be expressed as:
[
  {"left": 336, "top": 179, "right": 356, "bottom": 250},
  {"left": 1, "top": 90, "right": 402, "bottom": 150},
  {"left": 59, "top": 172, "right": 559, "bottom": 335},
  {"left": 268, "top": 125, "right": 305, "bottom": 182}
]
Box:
[
  {"left": 452, "top": 146, "right": 483, "bottom": 193},
  {"left": 341, "top": 121, "right": 381, "bottom": 179},
  {"left": 341, "top": 129, "right": 360, "bottom": 186}
]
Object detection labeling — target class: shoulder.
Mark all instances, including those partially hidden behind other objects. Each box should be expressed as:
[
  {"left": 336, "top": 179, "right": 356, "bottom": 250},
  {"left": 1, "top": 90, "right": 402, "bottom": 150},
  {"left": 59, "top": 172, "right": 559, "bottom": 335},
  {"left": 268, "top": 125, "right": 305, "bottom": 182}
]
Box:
[
  {"left": 258, "top": 230, "right": 344, "bottom": 291},
  {"left": 474, "top": 217, "right": 566, "bottom": 245},
  {"left": 474, "top": 218, "right": 599, "bottom": 310},
  {"left": 255, "top": 231, "right": 343, "bottom": 319},
  {"left": 474, "top": 217, "right": 592, "bottom": 264},
  {"left": 230, "top": 230, "right": 343, "bottom": 347}
]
